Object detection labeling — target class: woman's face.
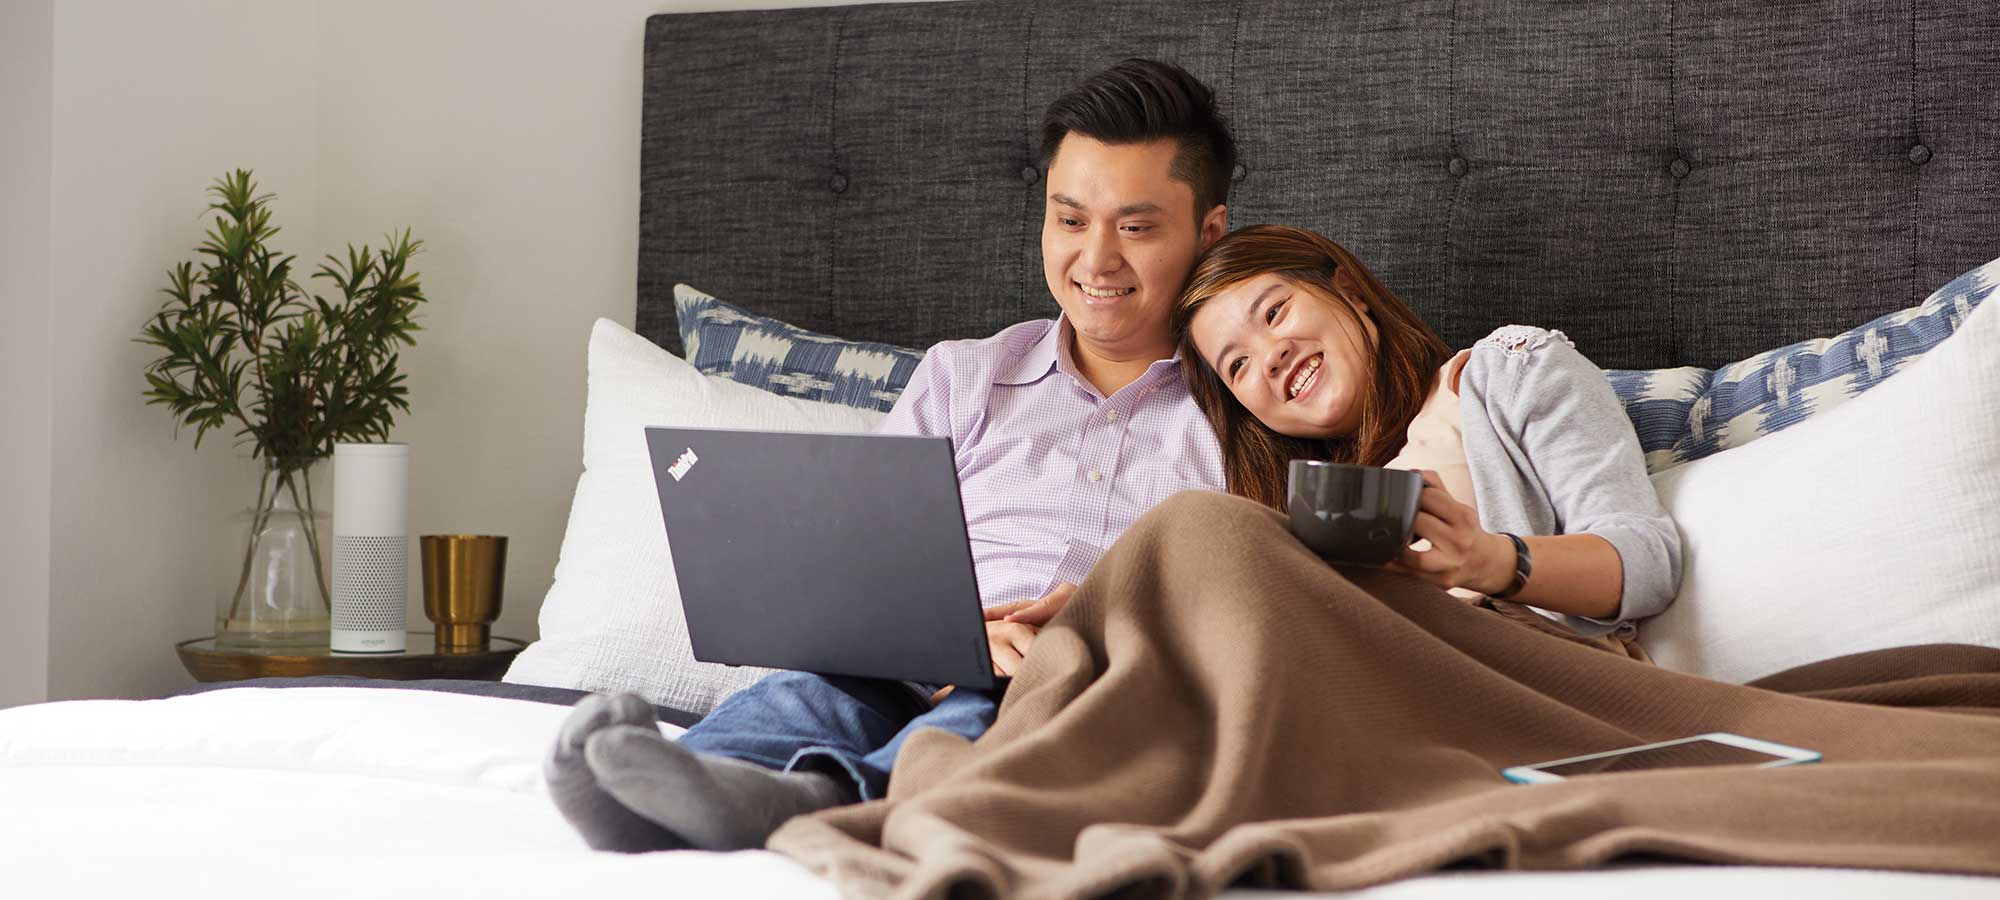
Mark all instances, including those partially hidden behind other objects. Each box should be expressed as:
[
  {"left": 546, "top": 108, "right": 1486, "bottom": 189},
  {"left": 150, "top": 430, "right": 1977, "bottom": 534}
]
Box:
[{"left": 1187, "top": 271, "right": 1380, "bottom": 439}]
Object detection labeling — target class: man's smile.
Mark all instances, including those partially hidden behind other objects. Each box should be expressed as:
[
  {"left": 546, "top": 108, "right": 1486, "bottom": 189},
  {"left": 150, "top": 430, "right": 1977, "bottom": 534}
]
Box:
[{"left": 1076, "top": 282, "right": 1137, "bottom": 302}]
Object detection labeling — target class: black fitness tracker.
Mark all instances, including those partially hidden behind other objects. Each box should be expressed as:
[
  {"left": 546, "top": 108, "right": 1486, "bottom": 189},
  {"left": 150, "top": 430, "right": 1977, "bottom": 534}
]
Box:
[{"left": 1491, "top": 532, "right": 1533, "bottom": 600}]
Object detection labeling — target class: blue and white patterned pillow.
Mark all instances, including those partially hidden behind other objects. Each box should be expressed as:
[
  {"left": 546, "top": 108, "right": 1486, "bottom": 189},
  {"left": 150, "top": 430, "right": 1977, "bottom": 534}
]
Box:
[
  {"left": 1608, "top": 256, "right": 2000, "bottom": 474},
  {"left": 673, "top": 284, "right": 925, "bottom": 413}
]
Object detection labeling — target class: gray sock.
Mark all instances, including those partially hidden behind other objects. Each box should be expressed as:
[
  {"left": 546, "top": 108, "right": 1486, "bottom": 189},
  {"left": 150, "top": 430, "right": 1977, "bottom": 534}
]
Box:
[
  {"left": 544, "top": 692, "right": 692, "bottom": 853},
  {"left": 585, "top": 724, "right": 858, "bottom": 851}
]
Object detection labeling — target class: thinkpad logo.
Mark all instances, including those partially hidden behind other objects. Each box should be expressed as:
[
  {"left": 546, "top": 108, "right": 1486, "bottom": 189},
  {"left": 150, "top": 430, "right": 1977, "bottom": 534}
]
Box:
[{"left": 667, "top": 447, "right": 698, "bottom": 481}]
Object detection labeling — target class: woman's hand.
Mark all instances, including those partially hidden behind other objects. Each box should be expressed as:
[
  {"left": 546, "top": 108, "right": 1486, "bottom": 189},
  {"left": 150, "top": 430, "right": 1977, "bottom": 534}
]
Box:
[{"left": 1382, "top": 469, "right": 1514, "bottom": 594}]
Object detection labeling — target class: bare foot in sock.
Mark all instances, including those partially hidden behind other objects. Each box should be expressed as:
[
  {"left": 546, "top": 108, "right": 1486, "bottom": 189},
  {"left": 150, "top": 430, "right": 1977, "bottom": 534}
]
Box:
[
  {"left": 585, "top": 724, "right": 857, "bottom": 851},
  {"left": 545, "top": 692, "right": 691, "bottom": 852}
]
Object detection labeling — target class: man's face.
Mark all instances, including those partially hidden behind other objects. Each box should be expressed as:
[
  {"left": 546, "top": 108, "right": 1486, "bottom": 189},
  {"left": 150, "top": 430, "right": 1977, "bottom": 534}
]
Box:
[{"left": 1041, "top": 136, "right": 1226, "bottom": 359}]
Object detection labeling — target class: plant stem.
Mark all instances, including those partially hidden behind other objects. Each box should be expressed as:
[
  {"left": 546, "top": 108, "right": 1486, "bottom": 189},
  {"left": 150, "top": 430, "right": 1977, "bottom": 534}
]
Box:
[
  {"left": 286, "top": 471, "right": 332, "bottom": 612},
  {"left": 226, "top": 463, "right": 277, "bottom": 624}
]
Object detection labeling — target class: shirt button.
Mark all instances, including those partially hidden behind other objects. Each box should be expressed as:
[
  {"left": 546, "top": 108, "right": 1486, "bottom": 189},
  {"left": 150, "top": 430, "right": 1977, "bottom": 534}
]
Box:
[
  {"left": 1105, "top": 410, "right": 1119, "bottom": 423},
  {"left": 1088, "top": 471, "right": 1103, "bottom": 482}
]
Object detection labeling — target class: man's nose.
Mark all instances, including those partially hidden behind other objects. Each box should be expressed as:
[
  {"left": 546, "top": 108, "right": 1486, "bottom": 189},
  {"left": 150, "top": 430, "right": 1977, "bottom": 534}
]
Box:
[{"left": 1079, "top": 224, "right": 1122, "bottom": 275}]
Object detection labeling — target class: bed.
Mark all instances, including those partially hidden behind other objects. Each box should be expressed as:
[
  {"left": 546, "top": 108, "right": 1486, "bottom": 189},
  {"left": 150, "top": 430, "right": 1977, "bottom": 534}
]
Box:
[{"left": 7, "top": 0, "right": 2000, "bottom": 897}]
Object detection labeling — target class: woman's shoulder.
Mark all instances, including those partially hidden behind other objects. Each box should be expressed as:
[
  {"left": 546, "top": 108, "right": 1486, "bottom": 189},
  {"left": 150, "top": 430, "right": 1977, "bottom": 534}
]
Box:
[
  {"left": 1460, "top": 325, "right": 1605, "bottom": 400},
  {"left": 1469, "top": 324, "right": 1577, "bottom": 359},
  {"left": 1463, "top": 325, "right": 1600, "bottom": 371}
]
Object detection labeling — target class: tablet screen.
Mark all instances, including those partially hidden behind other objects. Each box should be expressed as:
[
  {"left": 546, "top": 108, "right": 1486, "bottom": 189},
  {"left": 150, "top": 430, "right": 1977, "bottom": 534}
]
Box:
[{"left": 1535, "top": 738, "right": 1792, "bottom": 776}]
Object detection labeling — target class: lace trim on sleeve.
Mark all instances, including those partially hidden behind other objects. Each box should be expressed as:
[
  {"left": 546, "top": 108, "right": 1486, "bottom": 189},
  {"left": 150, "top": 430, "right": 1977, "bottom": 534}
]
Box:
[{"left": 1475, "top": 325, "right": 1576, "bottom": 358}]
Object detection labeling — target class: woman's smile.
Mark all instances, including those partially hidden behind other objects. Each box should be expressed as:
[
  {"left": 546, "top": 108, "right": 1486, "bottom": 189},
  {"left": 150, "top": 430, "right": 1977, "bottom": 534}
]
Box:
[{"left": 1286, "top": 354, "right": 1322, "bottom": 402}]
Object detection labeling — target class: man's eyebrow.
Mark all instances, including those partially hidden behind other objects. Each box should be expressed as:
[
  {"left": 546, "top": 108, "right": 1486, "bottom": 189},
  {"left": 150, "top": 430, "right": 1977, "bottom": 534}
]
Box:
[
  {"left": 1211, "top": 283, "right": 1287, "bottom": 375},
  {"left": 1048, "top": 194, "right": 1165, "bottom": 217}
]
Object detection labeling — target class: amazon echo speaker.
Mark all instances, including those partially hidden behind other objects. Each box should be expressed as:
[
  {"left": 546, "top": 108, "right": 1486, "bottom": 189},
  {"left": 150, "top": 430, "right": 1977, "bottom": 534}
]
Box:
[{"left": 332, "top": 442, "right": 410, "bottom": 653}]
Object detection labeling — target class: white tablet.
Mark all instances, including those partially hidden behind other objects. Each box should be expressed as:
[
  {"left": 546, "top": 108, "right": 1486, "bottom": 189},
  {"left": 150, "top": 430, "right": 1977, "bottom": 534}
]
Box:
[{"left": 1503, "top": 732, "right": 1821, "bottom": 783}]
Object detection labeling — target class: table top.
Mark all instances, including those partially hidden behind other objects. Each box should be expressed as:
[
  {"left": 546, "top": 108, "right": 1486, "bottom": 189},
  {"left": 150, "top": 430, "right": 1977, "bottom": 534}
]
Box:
[{"left": 176, "top": 633, "right": 527, "bottom": 682}]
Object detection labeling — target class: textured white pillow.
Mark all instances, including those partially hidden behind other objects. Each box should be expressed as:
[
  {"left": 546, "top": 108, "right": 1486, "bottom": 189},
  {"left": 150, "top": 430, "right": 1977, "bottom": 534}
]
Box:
[
  {"left": 1641, "top": 288, "right": 2000, "bottom": 684},
  {"left": 504, "top": 319, "right": 882, "bottom": 714}
]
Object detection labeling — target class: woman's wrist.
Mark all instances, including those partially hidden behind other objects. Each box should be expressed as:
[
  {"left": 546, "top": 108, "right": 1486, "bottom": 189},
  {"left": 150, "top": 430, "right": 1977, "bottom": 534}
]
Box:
[{"left": 1471, "top": 531, "right": 1520, "bottom": 596}]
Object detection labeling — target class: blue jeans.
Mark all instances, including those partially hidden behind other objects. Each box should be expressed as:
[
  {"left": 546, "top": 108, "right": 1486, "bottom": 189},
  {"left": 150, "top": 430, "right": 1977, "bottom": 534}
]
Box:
[{"left": 675, "top": 670, "right": 1000, "bottom": 801}]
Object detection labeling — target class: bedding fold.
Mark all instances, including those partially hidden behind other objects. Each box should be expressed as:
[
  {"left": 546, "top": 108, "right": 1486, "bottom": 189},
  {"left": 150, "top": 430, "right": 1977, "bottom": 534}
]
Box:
[{"left": 769, "top": 490, "right": 2000, "bottom": 900}]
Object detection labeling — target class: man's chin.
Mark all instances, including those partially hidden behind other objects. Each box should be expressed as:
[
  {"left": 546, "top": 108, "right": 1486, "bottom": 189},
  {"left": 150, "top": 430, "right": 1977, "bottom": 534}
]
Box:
[
  {"left": 1067, "top": 315, "right": 1171, "bottom": 355},
  {"left": 1064, "top": 312, "right": 1131, "bottom": 343}
]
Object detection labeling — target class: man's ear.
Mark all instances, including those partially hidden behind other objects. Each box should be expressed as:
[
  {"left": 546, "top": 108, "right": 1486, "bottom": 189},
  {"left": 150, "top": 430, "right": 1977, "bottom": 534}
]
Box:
[
  {"left": 1331, "top": 265, "right": 1371, "bottom": 316},
  {"left": 1199, "top": 203, "right": 1228, "bottom": 250}
]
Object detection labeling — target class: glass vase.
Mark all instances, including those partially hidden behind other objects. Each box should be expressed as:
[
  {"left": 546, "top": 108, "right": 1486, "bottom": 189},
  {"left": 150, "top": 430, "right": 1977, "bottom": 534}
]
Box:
[{"left": 216, "top": 455, "right": 332, "bottom": 650}]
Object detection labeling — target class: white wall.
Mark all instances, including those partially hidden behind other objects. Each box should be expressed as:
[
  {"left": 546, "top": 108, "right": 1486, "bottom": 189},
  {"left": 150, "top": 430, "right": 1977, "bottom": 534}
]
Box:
[
  {"left": 313, "top": 0, "right": 679, "bottom": 651},
  {"left": 44, "top": 0, "right": 323, "bottom": 701},
  {"left": 313, "top": 0, "right": 958, "bottom": 656},
  {"left": 6, "top": 0, "right": 955, "bottom": 704},
  {"left": 0, "top": 0, "right": 56, "bottom": 709}
]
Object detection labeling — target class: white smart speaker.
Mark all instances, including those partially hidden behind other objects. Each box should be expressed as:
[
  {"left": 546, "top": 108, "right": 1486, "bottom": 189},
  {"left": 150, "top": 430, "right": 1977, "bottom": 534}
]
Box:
[{"left": 332, "top": 442, "right": 410, "bottom": 653}]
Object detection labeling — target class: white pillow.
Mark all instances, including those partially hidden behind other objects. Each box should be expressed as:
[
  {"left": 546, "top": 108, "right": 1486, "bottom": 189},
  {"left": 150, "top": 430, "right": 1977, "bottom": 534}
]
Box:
[
  {"left": 504, "top": 319, "right": 883, "bottom": 714},
  {"left": 1641, "top": 287, "right": 2000, "bottom": 684}
]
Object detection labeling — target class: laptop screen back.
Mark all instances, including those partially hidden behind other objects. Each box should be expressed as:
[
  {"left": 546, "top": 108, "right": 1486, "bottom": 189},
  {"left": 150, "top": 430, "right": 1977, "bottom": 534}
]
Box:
[{"left": 645, "top": 426, "right": 993, "bottom": 690}]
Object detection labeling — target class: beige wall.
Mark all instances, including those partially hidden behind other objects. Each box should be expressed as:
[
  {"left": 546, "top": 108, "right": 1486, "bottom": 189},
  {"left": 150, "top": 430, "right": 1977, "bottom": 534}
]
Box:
[
  {"left": 8, "top": 0, "right": 955, "bottom": 704},
  {"left": 0, "top": 0, "right": 56, "bottom": 709}
]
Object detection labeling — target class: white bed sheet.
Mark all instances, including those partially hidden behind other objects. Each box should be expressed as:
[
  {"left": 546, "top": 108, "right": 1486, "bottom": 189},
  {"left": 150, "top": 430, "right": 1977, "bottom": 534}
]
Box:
[{"left": 2, "top": 687, "right": 1991, "bottom": 900}]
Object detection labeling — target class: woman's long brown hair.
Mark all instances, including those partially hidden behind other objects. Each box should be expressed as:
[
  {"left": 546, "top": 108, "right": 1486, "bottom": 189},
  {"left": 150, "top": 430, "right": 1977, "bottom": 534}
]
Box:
[{"left": 1173, "top": 225, "right": 1453, "bottom": 509}]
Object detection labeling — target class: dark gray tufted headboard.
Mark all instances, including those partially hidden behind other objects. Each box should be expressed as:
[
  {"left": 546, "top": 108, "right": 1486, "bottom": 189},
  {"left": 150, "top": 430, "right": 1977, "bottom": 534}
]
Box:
[{"left": 638, "top": 0, "right": 1999, "bottom": 370}]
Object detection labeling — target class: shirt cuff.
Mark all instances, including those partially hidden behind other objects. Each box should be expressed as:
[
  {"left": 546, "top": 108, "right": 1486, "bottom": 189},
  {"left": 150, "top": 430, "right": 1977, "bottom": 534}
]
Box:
[
  {"left": 1048, "top": 539, "right": 1106, "bottom": 592},
  {"left": 1558, "top": 518, "right": 1676, "bottom": 636}
]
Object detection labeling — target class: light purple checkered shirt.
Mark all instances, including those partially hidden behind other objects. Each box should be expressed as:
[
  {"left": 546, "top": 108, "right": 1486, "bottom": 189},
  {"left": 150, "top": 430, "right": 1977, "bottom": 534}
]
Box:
[{"left": 876, "top": 316, "right": 1227, "bottom": 608}]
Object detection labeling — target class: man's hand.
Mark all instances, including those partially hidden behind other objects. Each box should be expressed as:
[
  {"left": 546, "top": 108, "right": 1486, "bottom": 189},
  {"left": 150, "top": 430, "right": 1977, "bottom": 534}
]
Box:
[
  {"left": 986, "top": 582, "right": 1077, "bottom": 628},
  {"left": 978, "top": 583, "right": 1077, "bottom": 676},
  {"left": 985, "top": 620, "right": 1037, "bottom": 677}
]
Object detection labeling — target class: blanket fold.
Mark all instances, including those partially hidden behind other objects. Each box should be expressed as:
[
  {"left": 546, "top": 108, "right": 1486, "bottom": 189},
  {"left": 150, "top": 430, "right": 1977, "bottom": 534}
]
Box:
[{"left": 770, "top": 490, "right": 2000, "bottom": 899}]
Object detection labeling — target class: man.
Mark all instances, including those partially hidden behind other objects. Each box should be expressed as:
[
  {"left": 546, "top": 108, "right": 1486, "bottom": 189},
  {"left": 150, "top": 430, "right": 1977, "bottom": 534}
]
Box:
[{"left": 547, "top": 58, "right": 1236, "bottom": 853}]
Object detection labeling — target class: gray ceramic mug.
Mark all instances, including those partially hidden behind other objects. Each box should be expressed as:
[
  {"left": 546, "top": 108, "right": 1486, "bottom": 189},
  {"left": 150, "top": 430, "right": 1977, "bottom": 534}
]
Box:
[{"left": 1286, "top": 460, "right": 1425, "bottom": 566}]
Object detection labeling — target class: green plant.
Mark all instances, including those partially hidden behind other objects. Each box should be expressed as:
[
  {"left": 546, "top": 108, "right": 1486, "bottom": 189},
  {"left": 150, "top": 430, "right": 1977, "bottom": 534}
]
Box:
[{"left": 138, "top": 169, "right": 426, "bottom": 621}]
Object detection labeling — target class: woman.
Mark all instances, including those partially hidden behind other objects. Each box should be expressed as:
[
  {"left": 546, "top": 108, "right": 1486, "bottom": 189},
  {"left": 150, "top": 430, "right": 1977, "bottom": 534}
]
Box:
[{"left": 1173, "top": 224, "right": 1680, "bottom": 650}]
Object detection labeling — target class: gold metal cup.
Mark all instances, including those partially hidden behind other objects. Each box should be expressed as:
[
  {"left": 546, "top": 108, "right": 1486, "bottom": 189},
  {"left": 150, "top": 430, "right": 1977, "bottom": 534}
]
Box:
[{"left": 420, "top": 534, "right": 507, "bottom": 652}]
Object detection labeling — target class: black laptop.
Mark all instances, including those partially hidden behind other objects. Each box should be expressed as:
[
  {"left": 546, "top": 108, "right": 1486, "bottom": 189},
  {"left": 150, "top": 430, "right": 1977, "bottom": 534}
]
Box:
[{"left": 645, "top": 426, "right": 997, "bottom": 690}]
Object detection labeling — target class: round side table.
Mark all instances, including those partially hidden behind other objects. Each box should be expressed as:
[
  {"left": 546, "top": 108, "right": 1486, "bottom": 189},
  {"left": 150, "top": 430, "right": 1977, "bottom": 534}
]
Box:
[{"left": 176, "top": 632, "right": 527, "bottom": 683}]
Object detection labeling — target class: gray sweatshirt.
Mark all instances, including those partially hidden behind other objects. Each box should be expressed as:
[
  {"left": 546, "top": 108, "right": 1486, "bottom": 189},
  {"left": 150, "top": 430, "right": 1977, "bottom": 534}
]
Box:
[{"left": 1457, "top": 325, "right": 1684, "bottom": 637}]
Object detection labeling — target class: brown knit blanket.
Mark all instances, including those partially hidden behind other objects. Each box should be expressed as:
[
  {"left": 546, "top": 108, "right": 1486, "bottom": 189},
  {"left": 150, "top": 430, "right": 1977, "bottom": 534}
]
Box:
[{"left": 769, "top": 491, "right": 2000, "bottom": 899}]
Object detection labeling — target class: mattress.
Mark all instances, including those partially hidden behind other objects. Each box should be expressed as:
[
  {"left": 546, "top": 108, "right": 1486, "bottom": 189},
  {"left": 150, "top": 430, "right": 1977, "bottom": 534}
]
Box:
[{"left": 2, "top": 686, "right": 1992, "bottom": 899}]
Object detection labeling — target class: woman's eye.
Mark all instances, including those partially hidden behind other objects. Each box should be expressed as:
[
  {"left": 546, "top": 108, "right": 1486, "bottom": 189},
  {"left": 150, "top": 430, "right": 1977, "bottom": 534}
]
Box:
[
  {"left": 1058, "top": 217, "right": 1082, "bottom": 228},
  {"left": 1227, "top": 358, "right": 1243, "bottom": 379},
  {"left": 1265, "top": 301, "right": 1285, "bottom": 325}
]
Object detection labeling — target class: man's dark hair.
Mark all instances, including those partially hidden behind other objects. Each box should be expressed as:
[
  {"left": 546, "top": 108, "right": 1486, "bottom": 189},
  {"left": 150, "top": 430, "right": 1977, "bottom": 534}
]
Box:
[{"left": 1039, "top": 58, "right": 1237, "bottom": 216}]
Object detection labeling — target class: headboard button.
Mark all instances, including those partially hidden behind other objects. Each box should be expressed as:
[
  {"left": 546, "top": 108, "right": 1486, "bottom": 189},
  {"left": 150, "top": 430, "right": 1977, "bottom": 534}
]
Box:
[
  {"left": 1020, "top": 165, "right": 1040, "bottom": 185},
  {"left": 1669, "top": 158, "right": 1691, "bottom": 179},
  {"left": 1446, "top": 157, "right": 1468, "bottom": 177},
  {"left": 829, "top": 173, "right": 850, "bottom": 194},
  {"left": 1231, "top": 163, "right": 1248, "bottom": 182},
  {"left": 1908, "top": 144, "right": 1933, "bottom": 165}
]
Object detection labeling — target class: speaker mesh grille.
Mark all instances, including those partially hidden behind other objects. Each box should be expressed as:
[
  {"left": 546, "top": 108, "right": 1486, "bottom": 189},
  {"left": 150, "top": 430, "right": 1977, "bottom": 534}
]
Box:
[{"left": 333, "top": 535, "right": 407, "bottom": 631}]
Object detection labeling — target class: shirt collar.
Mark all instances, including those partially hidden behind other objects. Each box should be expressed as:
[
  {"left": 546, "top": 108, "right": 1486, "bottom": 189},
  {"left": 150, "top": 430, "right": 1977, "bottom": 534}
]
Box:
[
  {"left": 996, "top": 314, "right": 1190, "bottom": 397},
  {"left": 994, "top": 316, "right": 1066, "bottom": 386}
]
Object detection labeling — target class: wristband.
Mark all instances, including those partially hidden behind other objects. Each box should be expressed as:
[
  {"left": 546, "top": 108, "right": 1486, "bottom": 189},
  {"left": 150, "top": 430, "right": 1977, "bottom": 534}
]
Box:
[{"left": 1490, "top": 532, "right": 1533, "bottom": 600}]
